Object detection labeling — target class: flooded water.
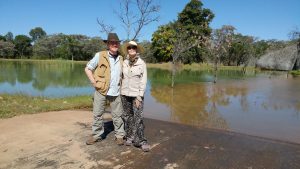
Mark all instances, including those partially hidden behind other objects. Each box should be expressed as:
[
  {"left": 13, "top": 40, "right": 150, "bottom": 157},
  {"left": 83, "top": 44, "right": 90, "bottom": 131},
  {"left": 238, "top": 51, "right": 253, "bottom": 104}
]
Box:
[{"left": 1, "top": 61, "right": 300, "bottom": 144}]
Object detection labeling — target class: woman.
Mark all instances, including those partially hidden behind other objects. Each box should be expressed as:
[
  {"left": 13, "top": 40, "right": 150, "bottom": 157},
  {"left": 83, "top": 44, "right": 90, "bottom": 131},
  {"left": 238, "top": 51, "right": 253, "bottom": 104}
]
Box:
[{"left": 121, "top": 40, "right": 150, "bottom": 152}]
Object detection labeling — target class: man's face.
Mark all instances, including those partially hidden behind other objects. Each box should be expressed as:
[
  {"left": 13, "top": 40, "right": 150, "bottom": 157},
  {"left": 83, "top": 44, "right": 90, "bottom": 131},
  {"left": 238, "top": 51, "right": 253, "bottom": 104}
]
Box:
[{"left": 108, "top": 41, "right": 120, "bottom": 53}]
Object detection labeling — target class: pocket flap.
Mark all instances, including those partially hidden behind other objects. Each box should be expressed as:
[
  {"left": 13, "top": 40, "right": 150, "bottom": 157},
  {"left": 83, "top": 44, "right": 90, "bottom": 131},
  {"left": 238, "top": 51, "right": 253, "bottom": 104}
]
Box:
[{"left": 97, "top": 78, "right": 106, "bottom": 82}]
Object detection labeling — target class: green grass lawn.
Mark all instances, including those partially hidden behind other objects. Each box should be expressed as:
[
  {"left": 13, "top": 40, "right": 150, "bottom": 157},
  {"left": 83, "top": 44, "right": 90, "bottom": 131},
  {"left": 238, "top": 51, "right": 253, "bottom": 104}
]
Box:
[{"left": 0, "top": 94, "right": 92, "bottom": 118}]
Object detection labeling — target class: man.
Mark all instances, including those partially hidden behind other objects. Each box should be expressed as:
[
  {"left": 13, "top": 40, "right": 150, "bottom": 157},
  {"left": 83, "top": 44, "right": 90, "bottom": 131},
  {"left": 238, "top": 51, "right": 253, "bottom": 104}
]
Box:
[{"left": 84, "top": 33, "right": 125, "bottom": 145}]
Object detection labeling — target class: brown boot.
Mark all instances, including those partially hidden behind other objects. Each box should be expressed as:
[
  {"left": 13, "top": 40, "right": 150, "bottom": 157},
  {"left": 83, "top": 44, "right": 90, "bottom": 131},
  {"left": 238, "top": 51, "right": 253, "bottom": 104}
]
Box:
[
  {"left": 86, "top": 136, "right": 102, "bottom": 145},
  {"left": 115, "top": 137, "right": 124, "bottom": 146}
]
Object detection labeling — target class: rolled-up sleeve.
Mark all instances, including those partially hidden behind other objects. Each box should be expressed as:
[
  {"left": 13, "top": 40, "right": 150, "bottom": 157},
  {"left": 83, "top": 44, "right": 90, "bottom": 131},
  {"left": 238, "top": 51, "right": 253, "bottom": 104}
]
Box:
[{"left": 86, "top": 53, "right": 99, "bottom": 70}]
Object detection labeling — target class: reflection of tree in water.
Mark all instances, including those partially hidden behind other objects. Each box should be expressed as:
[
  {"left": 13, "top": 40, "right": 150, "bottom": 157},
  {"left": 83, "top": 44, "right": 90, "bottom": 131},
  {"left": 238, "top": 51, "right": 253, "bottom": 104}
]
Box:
[
  {"left": 151, "top": 82, "right": 252, "bottom": 130},
  {"left": 0, "top": 61, "right": 18, "bottom": 85},
  {"left": 151, "top": 83, "right": 225, "bottom": 129},
  {"left": 31, "top": 62, "right": 88, "bottom": 90},
  {"left": 15, "top": 62, "right": 34, "bottom": 83},
  {"left": 0, "top": 61, "right": 88, "bottom": 91},
  {"left": 296, "top": 102, "right": 300, "bottom": 116}
]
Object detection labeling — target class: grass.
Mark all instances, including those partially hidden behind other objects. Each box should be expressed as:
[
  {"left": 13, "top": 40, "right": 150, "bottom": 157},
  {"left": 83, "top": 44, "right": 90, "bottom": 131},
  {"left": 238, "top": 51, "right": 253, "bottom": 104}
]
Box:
[
  {"left": 290, "top": 70, "right": 300, "bottom": 76},
  {"left": 1, "top": 58, "right": 258, "bottom": 71},
  {"left": 0, "top": 94, "right": 92, "bottom": 118},
  {"left": 0, "top": 58, "right": 87, "bottom": 64},
  {"left": 147, "top": 62, "right": 257, "bottom": 71}
]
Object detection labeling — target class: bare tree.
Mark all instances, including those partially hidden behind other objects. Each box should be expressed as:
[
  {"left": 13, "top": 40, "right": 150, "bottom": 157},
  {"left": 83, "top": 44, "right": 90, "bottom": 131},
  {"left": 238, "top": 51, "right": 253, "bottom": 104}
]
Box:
[
  {"left": 209, "top": 25, "right": 235, "bottom": 83},
  {"left": 114, "top": 0, "right": 160, "bottom": 40},
  {"left": 97, "top": 18, "right": 115, "bottom": 36},
  {"left": 115, "top": 0, "right": 133, "bottom": 40}
]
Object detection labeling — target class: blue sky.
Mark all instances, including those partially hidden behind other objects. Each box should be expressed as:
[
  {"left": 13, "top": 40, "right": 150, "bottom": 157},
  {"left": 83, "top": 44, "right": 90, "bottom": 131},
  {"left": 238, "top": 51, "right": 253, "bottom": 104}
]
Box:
[{"left": 0, "top": 0, "right": 299, "bottom": 41}]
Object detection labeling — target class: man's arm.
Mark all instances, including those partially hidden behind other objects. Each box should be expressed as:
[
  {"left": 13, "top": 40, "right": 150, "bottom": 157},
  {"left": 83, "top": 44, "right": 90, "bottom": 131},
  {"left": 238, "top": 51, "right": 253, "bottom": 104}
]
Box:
[
  {"left": 85, "top": 52, "right": 100, "bottom": 88},
  {"left": 85, "top": 67, "right": 96, "bottom": 87}
]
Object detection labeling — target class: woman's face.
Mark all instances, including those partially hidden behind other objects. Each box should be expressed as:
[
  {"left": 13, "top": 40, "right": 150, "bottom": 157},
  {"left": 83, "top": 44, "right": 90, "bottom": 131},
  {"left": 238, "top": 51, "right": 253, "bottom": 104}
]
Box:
[{"left": 127, "top": 45, "right": 137, "bottom": 57}]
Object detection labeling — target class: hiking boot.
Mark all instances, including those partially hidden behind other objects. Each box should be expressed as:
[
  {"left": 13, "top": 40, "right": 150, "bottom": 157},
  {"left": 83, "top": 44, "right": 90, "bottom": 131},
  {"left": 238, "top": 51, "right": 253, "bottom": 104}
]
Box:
[
  {"left": 86, "top": 136, "right": 102, "bottom": 145},
  {"left": 141, "top": 142, "right": 150, "bottom": 152},
  {"left": 115, "top": 137, "right": 124, "bottom": 146}
]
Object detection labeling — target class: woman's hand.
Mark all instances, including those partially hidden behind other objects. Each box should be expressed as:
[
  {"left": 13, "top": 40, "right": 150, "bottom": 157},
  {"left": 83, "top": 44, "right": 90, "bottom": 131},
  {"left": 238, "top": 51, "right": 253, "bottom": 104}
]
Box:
[
  {"left": 134, "top": 99, "right": 141, "bottom": 108},
  {"left": 134, "top": 96, "right": 142, "bottom": 108}
]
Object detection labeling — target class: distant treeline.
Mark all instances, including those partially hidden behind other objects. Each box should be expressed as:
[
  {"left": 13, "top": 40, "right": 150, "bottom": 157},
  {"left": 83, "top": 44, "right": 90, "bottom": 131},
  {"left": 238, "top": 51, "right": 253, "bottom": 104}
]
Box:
[
  {"left": 0, "top": 29, "right": 107, "bottom": 61},
  {"left": 0, "top": 27, "right": 296, "bottom": 64},
  {"left": 1, "top": 0, "right": 299, "bottom": 65}
]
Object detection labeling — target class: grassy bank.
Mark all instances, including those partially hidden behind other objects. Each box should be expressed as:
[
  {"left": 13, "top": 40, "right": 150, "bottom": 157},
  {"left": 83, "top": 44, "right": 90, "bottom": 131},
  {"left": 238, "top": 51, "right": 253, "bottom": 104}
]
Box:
[
  {"left": 2, "top": 58, "right": 167, "bottom": 67},
  {"left": 147, "top": 62, "right": 257, "bottom": 71},
  {"left": 2, "top": 58, "right": 258, "bottom": 71},
  {"left": 290, "top": 70, "right": 300, "bottom": 76},
  {"left": 0, "top": 58, "right": 87, "bottom": 64},
  {"left": 0, "top": 94, "right": 92, "bottom": 118}
]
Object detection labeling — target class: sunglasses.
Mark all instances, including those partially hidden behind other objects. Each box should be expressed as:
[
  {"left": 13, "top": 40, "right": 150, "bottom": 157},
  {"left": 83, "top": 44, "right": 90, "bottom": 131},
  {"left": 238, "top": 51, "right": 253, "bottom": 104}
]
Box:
[{"left": 127, "top": 46, "right": 137, "bottom": 50}]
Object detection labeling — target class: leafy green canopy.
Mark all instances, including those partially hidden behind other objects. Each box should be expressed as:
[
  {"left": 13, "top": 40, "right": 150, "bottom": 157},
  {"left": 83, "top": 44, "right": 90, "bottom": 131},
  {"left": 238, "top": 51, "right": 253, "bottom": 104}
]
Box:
[{"left": 151, "top": 0, "right": 214, "bottom": 63}]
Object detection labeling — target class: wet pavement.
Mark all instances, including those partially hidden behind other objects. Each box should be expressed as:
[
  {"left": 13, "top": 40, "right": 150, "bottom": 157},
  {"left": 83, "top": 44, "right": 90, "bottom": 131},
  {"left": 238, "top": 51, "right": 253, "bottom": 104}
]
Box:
[
  {"left": 85, "top": 118, "right": 300, "bottom": 169},
  {"left": 1, "top": 110, "right": 300, "bottom": 169},
  {"left": 125, "top": 119, "right": 300, "bottom": 169}
]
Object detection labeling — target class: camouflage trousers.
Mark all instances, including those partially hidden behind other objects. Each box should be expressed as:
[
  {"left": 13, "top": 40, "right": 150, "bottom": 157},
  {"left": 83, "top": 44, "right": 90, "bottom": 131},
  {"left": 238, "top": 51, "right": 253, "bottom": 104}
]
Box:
[{"left": 121, "top": 95, "right": 147, "bottom": 146}]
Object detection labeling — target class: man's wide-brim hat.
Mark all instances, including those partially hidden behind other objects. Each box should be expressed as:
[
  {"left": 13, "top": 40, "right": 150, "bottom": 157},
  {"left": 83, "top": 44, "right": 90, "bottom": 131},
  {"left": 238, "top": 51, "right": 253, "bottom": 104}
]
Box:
[
  {"left": 123, "top": 40, "right": 144, "bottom": 54},
  {"left": 103, "top": 33, "right": 121, "bottom": 43}
]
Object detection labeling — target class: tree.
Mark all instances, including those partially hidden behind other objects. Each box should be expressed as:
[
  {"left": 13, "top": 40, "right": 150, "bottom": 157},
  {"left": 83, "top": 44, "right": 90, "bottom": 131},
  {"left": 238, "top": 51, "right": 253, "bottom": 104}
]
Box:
[
  {"left": 151, "top": 23, "right": 175, "bottom": 62},
  {"left": 82, "top": 37, "right": 106, "bottom": 59},
  {"left": 0, "top": 40, "right": 15, "bottom": 58},
  {"left": 0, "top": 35, "right": 6, "bottom": 41},
  {"left": 33, "top": 34, "right": 62, "bottom": 59},
  {"left": 5, "top": 32, "right": 13, "bottom": 42},
  {"left": 97, "top": 19, "right": 115, "bottom": 35},
  {"left": 29, "top": 27, "right": 47, "bottom": 42},
  {"left": 139, "top": 40, "right": 156, "bottom": 63},
  {"left": 14, "top": 35, "right": 32, "bottom": 58},
  {"left": 288, "top": 27, "right": 300, "bottom": 42},
  {"left": 175, "top": 0, "right": 214, "bottom": 63},
  {"left": 288, "top": 27, "right": 300, "bottom": 69},
  {"left": 98, "top": 0, "right": 160, "bottom": 40},
  {"left": 151, "top": 0, "right": 214, "bottom": 64},
  {"left": 210, "top": 25, "right": 235, "bottom": 62},
  {"left": 209, "top": 25, "right": 235, "bottom": 82},
  {"left": 229, "top": 34, "right": 254, "bottom": 66},
  {"left": 252, "top": 40, "right": 269, "bottom": 59}
]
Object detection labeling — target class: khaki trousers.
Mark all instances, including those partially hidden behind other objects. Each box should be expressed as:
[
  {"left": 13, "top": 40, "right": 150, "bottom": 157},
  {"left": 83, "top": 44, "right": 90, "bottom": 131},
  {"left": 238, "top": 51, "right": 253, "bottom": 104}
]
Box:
[{"left": 92, "top": 91, "right": 125, "bottom": 139}]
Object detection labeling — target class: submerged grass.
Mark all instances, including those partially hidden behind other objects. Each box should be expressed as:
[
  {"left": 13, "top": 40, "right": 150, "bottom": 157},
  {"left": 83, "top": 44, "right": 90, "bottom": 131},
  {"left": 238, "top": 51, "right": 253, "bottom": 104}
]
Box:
[{"left": 0, "top": 94, "right": 92, "bottom": 118}]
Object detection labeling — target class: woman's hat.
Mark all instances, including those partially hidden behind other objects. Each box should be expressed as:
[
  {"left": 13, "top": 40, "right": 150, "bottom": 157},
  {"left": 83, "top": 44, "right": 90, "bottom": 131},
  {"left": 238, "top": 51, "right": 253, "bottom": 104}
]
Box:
[
  {"left": 103, "top": 33, "right": 121, "bottom": 43},
  {"left": 122, "top": 40, "right": 144, "bottom": 54}
]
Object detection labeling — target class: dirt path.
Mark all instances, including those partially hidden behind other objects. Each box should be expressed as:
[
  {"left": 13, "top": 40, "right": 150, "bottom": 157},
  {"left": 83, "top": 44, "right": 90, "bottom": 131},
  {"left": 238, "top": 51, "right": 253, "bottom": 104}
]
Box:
[
  {"left": 0, "top": 110, "right": 96, "bottom": 169},
  {"left": 1, "top": 110, "right": 300, "bottom": 169}
]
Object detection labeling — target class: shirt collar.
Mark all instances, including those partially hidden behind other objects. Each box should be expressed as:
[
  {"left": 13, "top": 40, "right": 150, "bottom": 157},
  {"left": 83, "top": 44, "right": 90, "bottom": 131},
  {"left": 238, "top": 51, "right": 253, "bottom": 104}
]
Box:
[{"left": 108, "top": 51, "right": 120, "bottom": 62}]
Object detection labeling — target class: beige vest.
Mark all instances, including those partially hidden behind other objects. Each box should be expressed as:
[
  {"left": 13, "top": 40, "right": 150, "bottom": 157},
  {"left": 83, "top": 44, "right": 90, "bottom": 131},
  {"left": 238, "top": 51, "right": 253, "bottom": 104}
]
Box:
[{"left": 94, "top": 51, "right": 123, "bottom": 95}]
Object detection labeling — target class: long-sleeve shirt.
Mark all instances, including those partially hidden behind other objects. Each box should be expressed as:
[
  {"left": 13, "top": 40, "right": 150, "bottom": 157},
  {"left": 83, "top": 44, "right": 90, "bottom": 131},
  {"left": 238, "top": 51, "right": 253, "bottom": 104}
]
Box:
[{"left": 121, "top": 57, "right": 147, "bottom": 97}]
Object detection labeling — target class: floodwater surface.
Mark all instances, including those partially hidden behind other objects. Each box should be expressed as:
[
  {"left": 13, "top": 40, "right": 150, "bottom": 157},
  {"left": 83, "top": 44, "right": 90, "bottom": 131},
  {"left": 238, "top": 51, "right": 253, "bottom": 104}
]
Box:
[{"left": 0, "top": 61, "right": 299, "bottom": 144}]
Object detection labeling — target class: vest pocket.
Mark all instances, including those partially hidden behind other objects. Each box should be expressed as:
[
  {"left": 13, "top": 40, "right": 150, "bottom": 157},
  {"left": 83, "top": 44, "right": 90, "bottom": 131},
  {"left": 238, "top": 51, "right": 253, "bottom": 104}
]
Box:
[
  {"left": 95, "top": 78, "right": 106, "bottom": 91},
  {"left": 98, "top": 64, "right": 107, "bottom": 77}
]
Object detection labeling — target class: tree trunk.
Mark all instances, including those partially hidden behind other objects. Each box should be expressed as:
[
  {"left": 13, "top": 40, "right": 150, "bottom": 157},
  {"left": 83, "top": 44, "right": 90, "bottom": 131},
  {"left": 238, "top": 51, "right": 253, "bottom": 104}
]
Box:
[
  {"left": 213, "top": 55, "right": 218, "bottom": 83},
  {"left": 171, "top": 59, "right": 176, "bottom": 88}
]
